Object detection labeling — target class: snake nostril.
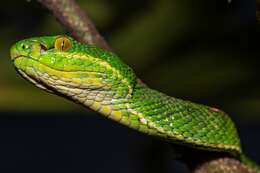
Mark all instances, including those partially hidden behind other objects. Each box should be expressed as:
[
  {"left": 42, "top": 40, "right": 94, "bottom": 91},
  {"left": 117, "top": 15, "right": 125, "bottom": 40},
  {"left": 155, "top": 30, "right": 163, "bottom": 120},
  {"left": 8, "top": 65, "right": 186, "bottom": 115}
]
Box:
[{"left": 20, "top": 43, "right": 29, "bottom": 50}]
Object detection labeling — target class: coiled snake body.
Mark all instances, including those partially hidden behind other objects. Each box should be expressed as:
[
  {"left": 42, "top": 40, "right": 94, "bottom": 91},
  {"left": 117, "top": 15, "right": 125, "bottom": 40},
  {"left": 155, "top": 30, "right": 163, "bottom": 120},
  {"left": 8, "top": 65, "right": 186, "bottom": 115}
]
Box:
[{"left": 10, "top": 35, "right": 260, "bottom": 172}]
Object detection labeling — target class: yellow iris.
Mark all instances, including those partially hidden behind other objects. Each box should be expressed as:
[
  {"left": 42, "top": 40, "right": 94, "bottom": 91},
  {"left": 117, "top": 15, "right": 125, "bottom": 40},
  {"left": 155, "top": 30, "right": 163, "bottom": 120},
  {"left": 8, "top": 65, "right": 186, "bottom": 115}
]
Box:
[{"left": 54, "top": 36, "right": 72, "bottom": 51}]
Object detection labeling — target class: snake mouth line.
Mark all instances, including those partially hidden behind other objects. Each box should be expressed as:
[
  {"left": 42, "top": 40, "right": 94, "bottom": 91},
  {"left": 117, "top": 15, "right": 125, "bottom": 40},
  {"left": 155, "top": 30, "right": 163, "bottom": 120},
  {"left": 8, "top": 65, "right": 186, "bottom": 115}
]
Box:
[
  {"left": 14, "top": 56, "right": 107, "bottom": 75},
  {"left": 13, "top": 56, "right": 45, "bottom": 87},
  {"left": 11, "top": 55, "right": 32, "bottom": 61},
  {"left": 14, "top": 56, "right": 108, "bottom": 93}
]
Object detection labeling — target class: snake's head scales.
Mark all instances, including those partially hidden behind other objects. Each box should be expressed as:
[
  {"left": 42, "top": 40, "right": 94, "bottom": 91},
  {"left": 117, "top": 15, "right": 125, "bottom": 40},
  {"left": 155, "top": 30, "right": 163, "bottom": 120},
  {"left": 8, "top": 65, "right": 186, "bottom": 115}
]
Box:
[{"left": 10, "top": 35, "right": 136, "bottom": 99}]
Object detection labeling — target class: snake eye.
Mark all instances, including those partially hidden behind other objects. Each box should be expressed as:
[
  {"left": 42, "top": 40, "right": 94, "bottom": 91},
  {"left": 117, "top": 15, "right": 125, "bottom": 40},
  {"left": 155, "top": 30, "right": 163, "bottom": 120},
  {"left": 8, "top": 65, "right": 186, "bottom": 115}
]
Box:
[{"left": 54, "top": 36, "right": 72, "bottom": 51}]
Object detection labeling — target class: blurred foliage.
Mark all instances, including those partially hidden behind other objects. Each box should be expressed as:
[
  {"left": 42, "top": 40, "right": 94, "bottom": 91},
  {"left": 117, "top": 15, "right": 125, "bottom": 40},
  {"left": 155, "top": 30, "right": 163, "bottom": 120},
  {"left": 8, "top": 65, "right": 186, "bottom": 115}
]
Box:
[{"left": 0, "top": 0, "right": 259, "bottom": 122}]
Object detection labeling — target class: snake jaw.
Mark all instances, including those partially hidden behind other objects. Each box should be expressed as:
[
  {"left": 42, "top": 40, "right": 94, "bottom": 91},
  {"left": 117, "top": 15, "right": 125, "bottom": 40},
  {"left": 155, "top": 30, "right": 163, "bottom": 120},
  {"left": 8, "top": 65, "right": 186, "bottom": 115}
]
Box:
[
  {"left": 10, "top": 52, "right": 25, "bottom": 61},
  {"left": 16, "top": 68, "right": 53, "bottom": 93},
  {"left": 10, "top": 54, "right": 19, "bottom": 61}
]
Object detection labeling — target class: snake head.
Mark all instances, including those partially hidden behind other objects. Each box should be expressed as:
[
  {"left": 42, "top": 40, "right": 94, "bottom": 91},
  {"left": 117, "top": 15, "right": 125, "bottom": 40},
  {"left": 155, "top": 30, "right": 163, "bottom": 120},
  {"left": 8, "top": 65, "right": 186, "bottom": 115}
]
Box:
[{"left": 10, "top": 35, "right": 136, "bottom": 99}]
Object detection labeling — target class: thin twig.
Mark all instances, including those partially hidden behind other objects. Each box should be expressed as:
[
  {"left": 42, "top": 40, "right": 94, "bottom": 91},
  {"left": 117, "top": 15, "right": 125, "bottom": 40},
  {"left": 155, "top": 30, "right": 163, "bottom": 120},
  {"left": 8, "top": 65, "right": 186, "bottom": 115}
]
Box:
[
  {"left": 37, "top": 0, "right": 111, "bottom": 50},
  {"left": 194, "top": 158, "right": 256, "bottom": 173}
]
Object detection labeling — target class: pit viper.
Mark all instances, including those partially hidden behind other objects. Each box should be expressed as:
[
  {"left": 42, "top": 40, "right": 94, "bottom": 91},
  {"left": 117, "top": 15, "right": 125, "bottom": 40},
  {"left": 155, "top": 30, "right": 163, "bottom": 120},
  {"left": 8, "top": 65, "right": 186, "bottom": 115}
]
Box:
[{"left": 10, "top": 35, "right": 260, "bottom": 172}]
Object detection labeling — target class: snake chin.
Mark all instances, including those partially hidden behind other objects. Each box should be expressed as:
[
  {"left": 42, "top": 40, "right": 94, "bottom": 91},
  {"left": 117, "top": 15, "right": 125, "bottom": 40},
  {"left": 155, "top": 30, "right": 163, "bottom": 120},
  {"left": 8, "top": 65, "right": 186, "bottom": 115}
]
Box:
[{"left": 16, "top": 68, "right": 54, "bottom": 93}]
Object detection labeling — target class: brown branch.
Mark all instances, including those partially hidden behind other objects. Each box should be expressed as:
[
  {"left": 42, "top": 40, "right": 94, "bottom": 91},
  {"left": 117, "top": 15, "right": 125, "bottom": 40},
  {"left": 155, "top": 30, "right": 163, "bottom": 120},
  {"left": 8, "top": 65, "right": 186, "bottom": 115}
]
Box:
[
  {"left": 193, "top": 157, "right": 257, "bottom": 173},
  {"left": 36, "top": 0, "right": 258, "bottom": 173},
  {"left": 37, "top": 0, "right": 111, "bottom": 51},
  {"left": 174, "top": 145, "right": 258, "bottom": 173}
]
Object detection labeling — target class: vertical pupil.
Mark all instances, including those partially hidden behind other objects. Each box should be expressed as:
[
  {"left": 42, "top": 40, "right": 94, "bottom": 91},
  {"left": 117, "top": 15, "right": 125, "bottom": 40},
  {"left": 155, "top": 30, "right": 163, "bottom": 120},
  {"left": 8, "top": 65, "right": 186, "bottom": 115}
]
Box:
[{"left": 61, "top": 40, "right": 65, "bottom": 50}]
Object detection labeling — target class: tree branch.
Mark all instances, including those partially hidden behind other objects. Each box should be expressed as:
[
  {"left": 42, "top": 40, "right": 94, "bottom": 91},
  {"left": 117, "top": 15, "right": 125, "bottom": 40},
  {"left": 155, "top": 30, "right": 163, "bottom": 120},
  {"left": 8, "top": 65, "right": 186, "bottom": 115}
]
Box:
[
  {"left": 36, "top": 0, "right": 258, "bottom": 172},
  {"left": 174, "top": 145, "right": 257, "bottom": 173},
  {"left": 193, "top": 157, "right": 256, "bottom": 173},
  {"left": 37, "top": 0, "right": 111, "bottom": 51}
]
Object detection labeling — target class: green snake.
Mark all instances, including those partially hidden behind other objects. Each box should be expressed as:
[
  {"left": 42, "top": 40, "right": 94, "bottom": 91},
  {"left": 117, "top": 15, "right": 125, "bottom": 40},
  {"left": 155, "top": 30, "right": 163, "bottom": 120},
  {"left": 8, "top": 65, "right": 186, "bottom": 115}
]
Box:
[{"left": 10, "top": 35, "right": 259, "bottom": 172}]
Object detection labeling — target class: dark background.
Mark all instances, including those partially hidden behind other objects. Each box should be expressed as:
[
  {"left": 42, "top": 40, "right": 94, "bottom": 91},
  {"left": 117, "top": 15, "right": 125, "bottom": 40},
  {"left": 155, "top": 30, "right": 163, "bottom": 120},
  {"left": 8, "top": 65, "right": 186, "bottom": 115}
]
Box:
[{"left": 0, "top": 0, "right": 259, "bottom": 172}]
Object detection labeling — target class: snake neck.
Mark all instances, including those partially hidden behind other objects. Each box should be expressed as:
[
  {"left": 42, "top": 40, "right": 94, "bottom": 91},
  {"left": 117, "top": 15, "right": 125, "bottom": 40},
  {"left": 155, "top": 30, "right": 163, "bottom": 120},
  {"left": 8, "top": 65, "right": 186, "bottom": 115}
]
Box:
[
  {"left": 60, "top": 80, "right": 157, "bottom": 129},
  {"left": 64, "top": 79, "right": 182, "bottom": 140},
  {"left": 62, "top": 78, "right": 242, "bottom": 156}
]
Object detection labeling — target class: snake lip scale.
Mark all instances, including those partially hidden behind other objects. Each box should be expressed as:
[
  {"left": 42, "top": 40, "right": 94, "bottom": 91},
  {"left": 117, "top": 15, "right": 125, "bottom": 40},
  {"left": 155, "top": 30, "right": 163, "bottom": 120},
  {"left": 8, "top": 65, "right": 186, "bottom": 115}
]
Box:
[
  {"left": 11, "top": 55, "right": 31, "bottom": 61},
  {"left": 10, "top": 35, "right": 260, "bottom": 172}
]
